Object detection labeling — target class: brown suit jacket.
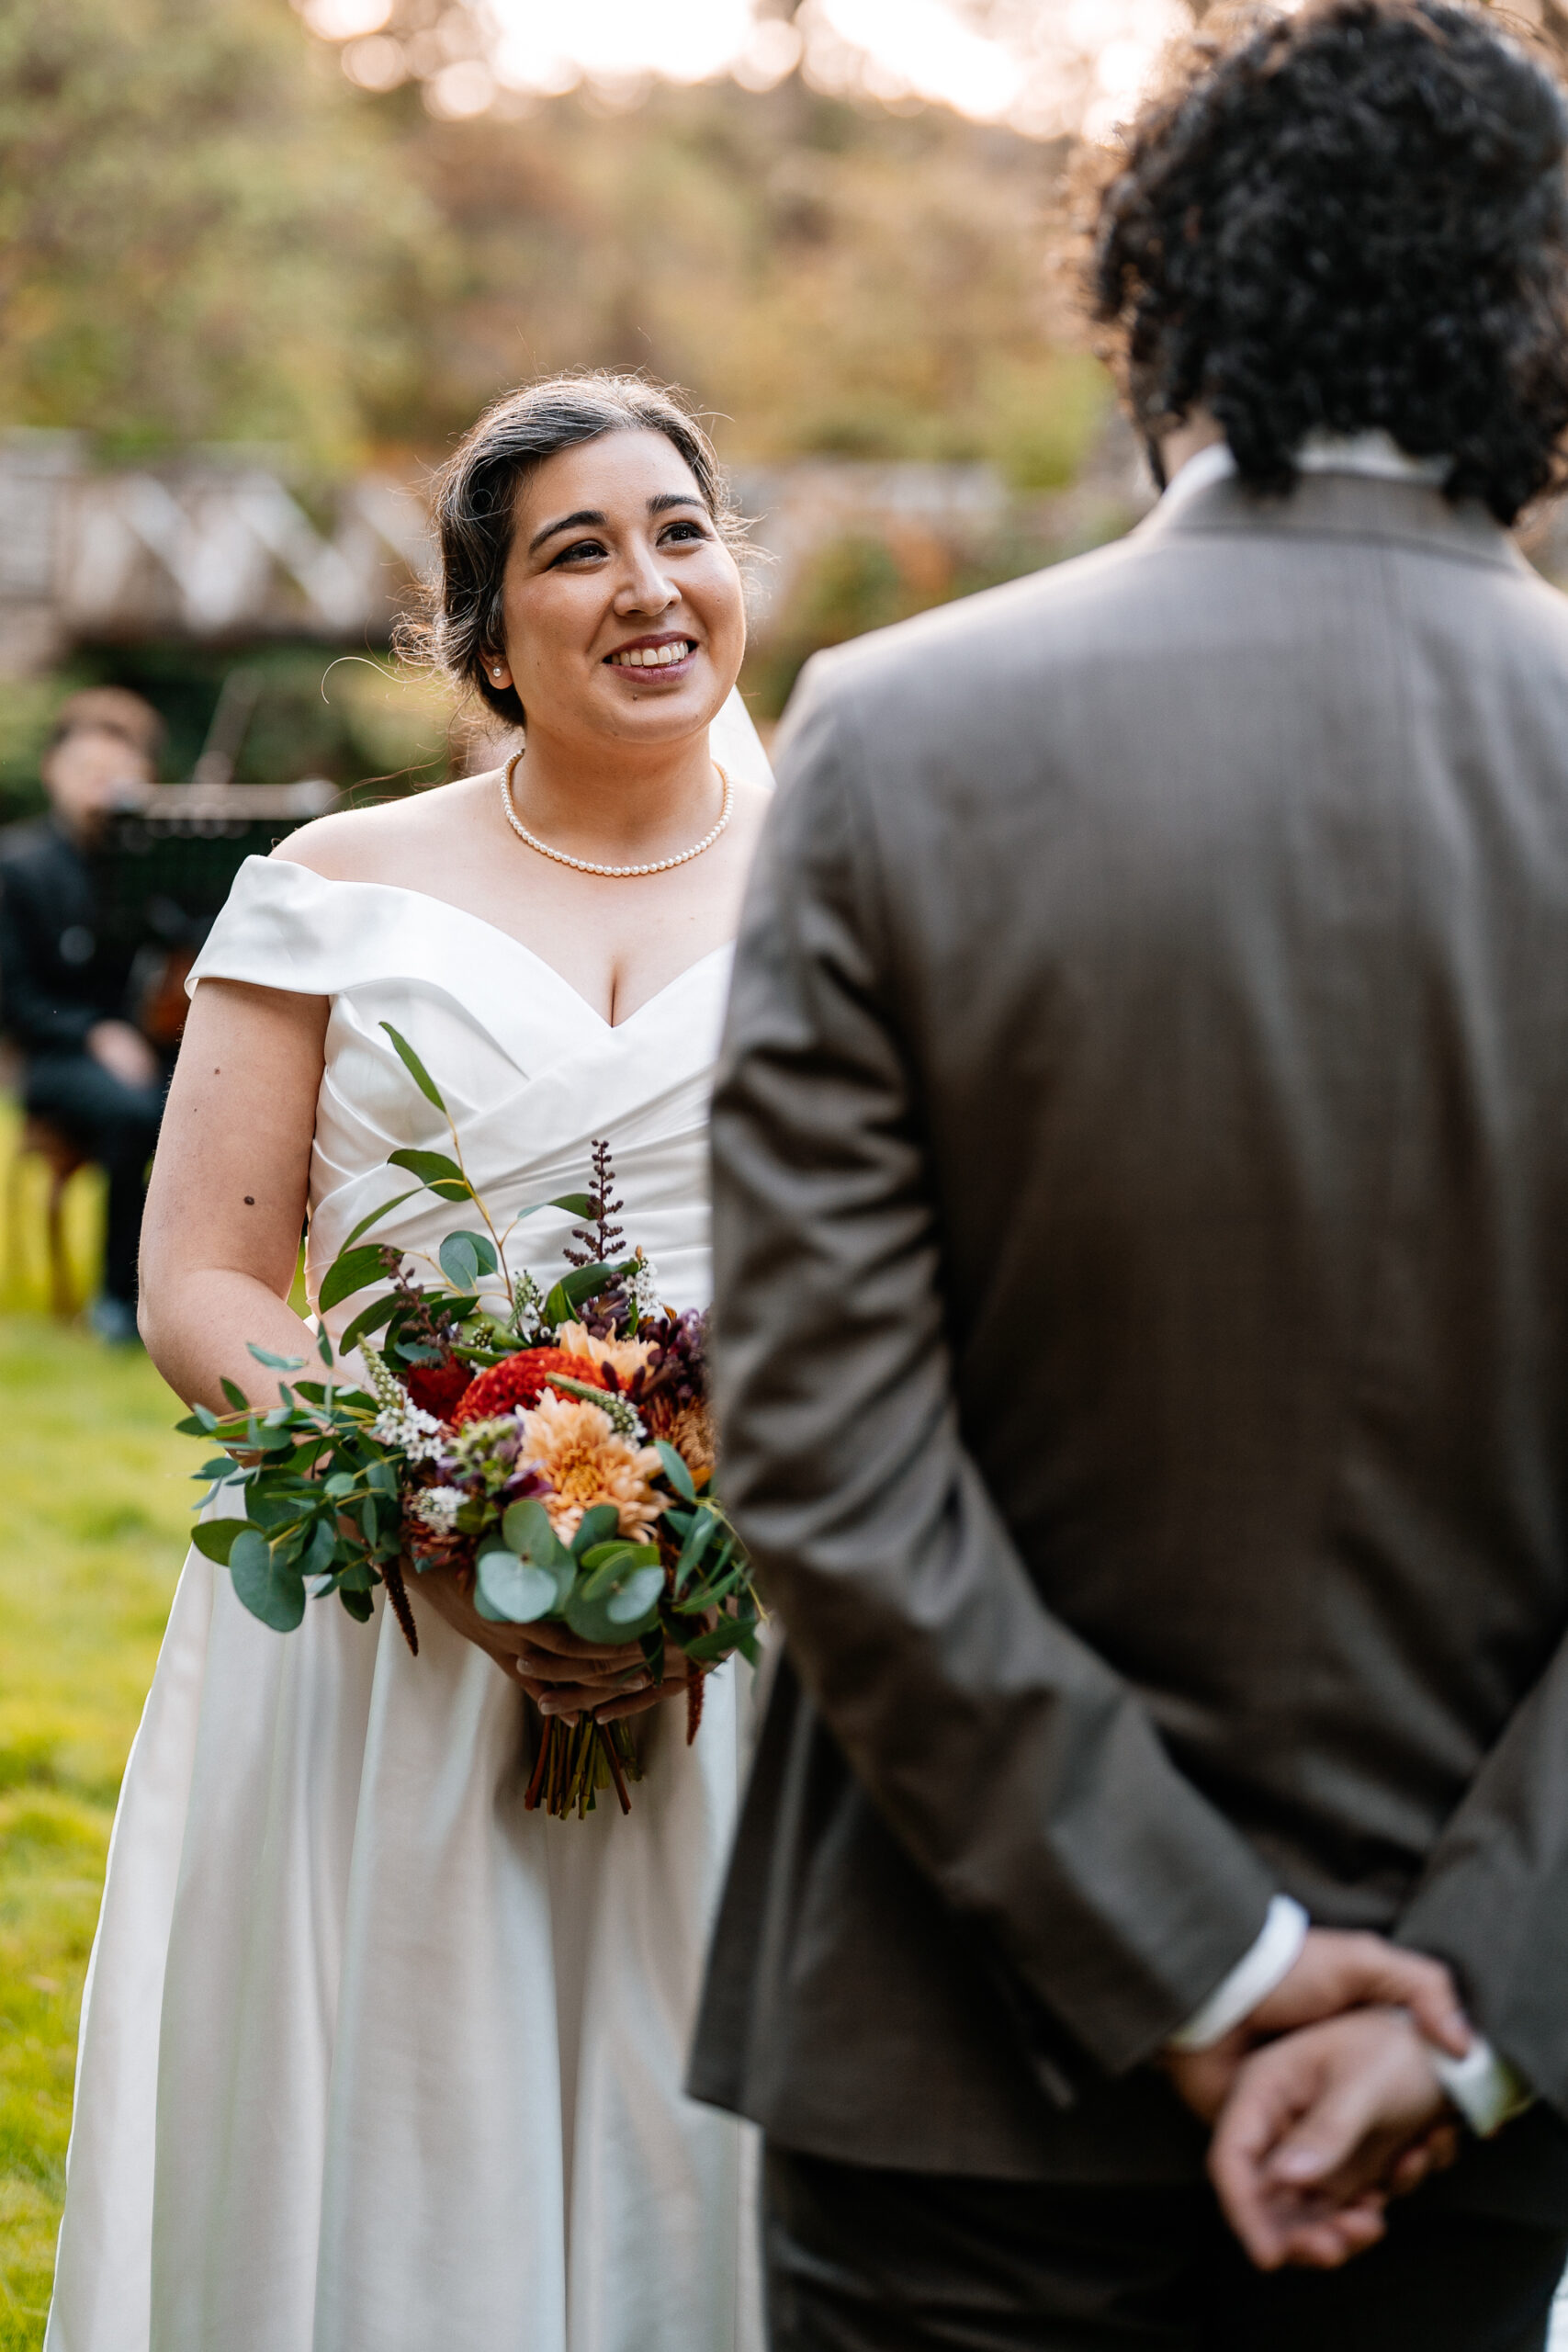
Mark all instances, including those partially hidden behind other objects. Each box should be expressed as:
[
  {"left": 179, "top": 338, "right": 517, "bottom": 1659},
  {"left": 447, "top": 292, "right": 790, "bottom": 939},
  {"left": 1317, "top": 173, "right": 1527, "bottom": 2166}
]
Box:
[{"left": 690, "top": 472, "right": 1568, "bottom": 2205}]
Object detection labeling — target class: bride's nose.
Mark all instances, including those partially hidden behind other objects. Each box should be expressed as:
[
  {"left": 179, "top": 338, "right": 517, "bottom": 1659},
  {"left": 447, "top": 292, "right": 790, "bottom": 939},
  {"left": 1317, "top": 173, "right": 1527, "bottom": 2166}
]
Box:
[{"left": 615, "top": 538, "right": 679, "bottom": 616}]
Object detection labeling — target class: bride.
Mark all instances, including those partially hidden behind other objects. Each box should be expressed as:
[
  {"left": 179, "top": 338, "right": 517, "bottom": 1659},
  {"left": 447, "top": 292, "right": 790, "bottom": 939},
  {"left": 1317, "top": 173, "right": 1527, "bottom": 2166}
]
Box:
[{"left": 47, "top": 375, "right": 773, "bottom": 2352}]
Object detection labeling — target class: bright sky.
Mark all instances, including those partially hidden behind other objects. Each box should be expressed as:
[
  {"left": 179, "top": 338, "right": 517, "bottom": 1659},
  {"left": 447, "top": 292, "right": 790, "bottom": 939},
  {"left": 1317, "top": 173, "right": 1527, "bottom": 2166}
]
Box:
[{"left": 303, "top": 0, "right": 1183, "bottom": 138}]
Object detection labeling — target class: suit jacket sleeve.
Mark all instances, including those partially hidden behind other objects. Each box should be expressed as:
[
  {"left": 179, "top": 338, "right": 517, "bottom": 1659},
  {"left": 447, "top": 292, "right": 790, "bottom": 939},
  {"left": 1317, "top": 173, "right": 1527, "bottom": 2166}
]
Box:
[
  {"left": 710, "top": 662, "right": 1280, "bottom": 2075},
  {"left": 1396, "top": 1634, "right": 1568, "bottom": 2112}
]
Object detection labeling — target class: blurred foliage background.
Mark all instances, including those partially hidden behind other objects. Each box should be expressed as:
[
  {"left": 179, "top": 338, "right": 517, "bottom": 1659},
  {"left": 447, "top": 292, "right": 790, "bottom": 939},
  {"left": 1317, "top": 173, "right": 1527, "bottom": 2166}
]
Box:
[{"left": 0, "top": 0, "right": 1134, "bottom": 825}]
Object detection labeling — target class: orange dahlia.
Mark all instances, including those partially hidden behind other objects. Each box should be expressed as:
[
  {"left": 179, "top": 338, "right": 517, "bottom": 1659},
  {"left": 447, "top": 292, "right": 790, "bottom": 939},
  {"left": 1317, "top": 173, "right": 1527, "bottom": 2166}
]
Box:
[
  {"left": 517, "top": 1390, "right": 664, "bottom": 1542},
  {"left": 452, "top": 1347, "right": 604, "bottom": 1427}
]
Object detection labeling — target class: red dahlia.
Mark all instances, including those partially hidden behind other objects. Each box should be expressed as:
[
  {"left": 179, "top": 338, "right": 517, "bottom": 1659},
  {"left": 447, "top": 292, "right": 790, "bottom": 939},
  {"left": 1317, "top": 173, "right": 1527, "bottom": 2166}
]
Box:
[
  {"left": 405, "top": 1360, "right": 476, "bottom": 1421},
  {"left": 452, "top": 1347, "right": 604, "bottom": 1426}
]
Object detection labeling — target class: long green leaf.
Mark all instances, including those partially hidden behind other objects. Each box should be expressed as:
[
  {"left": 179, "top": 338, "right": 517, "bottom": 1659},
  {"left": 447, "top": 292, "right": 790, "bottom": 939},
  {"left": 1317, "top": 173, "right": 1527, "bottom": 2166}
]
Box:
[
  {"left": 319, "top": 1245, "right": 392, "bottom": 1313},
  {"left": 672, "top": 1505, "right": 718, "bottom": 1596},
  {"left": 654, "top": 1440, "right": 696, "bottom": 1504},
  {"left": 541, "top": 1257, "right": 637, "bottom": 1329},
  {"left": 246, "top": 1344, "right": 306, "bottom": 1372},
  {"left": 387, "top": 1148, "right": 471, "bottom": 1203},
  {"left": 337, "top": 1292, "right": 400, "bottom": 1355},
  {"left": 340, "top": 1188, "right": 422, "bottom": 1250},
  {"left": 680, "top": 1619, "right": 749, "bottom": 1667},
  {"left": 380, "top": 1022, "right": 446, "bottom": 1112}
]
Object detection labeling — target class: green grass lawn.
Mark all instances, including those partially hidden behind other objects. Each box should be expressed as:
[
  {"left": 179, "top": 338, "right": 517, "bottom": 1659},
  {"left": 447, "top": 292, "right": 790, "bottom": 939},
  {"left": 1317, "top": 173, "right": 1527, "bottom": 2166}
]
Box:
[{"left": 0, "top": 1316, "right": 188, "bottom": 2351}]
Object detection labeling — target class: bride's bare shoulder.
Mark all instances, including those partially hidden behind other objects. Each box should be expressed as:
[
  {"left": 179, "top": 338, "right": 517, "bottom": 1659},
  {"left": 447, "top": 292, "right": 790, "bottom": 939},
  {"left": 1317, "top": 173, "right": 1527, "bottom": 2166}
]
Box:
[{"left": 272, "top": 773, "right": 499, "bottom": 884}]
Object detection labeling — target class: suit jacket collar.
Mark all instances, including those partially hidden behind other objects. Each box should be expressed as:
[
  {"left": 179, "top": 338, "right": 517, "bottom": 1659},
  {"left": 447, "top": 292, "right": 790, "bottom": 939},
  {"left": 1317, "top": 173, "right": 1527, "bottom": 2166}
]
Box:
[{"left": 1136, "top": 466, "right": 1530, "bottom": 577}]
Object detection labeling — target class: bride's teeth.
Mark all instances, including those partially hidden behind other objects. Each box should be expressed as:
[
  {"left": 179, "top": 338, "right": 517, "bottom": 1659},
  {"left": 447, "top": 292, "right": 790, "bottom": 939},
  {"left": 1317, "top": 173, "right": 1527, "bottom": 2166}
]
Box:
[{"left": 612, "top": 640, "right": 691, "bottom": 667}]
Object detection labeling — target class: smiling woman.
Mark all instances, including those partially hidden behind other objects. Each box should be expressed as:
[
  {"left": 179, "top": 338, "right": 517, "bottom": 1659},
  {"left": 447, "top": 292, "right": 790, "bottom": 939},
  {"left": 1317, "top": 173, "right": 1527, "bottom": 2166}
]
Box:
[{"left": 44, "top": 374, "right": 772, "bottom": 2352}]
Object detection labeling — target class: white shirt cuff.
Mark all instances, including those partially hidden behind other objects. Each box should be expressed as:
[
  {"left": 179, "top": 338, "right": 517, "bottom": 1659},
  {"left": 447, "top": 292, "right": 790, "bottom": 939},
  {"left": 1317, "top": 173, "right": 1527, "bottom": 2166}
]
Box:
[
  {"left": 1427, "top": 2036, "right": 1532, "bottom": 2137},
  {"left": 1167, "top": 1895, "right": 1310, "bottom": 2052}
]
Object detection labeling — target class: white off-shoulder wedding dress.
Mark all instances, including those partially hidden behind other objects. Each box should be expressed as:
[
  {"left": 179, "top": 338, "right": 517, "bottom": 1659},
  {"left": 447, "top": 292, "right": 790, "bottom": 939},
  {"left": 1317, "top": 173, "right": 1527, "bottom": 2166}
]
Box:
[{"left": 47, "top": 720, "right": 768, "bottom": 2352}]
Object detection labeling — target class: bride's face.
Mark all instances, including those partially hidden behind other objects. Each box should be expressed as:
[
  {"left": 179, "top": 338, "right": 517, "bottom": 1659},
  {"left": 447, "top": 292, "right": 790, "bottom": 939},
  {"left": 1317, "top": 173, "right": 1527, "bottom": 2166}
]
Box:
[{"left": 491, "top": 429, "right": 746, "bottom": 751}]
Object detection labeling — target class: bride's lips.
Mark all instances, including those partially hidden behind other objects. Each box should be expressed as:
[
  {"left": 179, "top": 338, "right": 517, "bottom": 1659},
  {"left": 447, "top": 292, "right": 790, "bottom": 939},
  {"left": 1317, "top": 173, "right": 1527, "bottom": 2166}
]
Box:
[{"left": 604, "top": 630, "right": 700, "bottom": 685}]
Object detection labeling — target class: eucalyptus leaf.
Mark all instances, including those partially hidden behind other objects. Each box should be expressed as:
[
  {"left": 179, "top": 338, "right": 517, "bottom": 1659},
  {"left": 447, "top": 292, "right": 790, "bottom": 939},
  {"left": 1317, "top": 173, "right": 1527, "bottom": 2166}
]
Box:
[
  {"left": 339, "top": 1587, "right": 375, "bottom": 1623},
  {"left": 190, "top": 1519, "right": 249, "bottom": 1566},
  {"left": 388, "top": 1148, "right": 471, "bottom": 1204},
  {"left": 653, "top": 1440, "right": 696, "bottom": 1504},
  {"left": 439, "top": 1230, "right": 496, "bottom": 1289},
  {"left": 604, "top": 1565, "right": 666, "bottom": 1625},
  {"left": 501, "top": 1497, "right": 571, "bottom": 1568},
  {"left": 304, "top": 1517, "right": 339, "bottom": 1576},
  {"left": 337, "top": 1293, "right": 400, "bottom": 1354},
  {"left": 220, "top": 1377, "right": 249, "bottom": 1413},
  {"left": 319, "top": 1245, "right": 393, "bottom": 1314},
  {"left": 339, "top": 1188, "right": 423, "bottom": 1250},
  {"left": 541, "top": 1258, "right": 637, "bottom": 1328},
  {"left": 246, "top": 1344, "right": 306, "bottom": 1371},
  {"left": 679, "top": 1618, "right": 749, "bottom": 1666},
  {"left": 229, "top": 1529, "right": 306, "bottom": 1633},
  {"left": 475, "top": 1548, "right": 560, "bottom": 1624},
  {"left": 566, "top": 1577, "right": 662, "bottom": 1645},
  {"left": 571, "top": 1503, "right": 621, "bottom": 1558},
  {"left": 672, "top": 1506, "right": 718, "bottom": 1596},
  {"left": 380, "top": 1022, "right": 446, "bottom": 1111}
]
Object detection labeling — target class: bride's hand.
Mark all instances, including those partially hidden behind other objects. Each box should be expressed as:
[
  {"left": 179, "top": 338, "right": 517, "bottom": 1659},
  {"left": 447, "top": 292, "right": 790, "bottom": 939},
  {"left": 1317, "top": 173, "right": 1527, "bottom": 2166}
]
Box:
[{"left": 409, "top": 1567, "right": 654, "bottom": 1713}]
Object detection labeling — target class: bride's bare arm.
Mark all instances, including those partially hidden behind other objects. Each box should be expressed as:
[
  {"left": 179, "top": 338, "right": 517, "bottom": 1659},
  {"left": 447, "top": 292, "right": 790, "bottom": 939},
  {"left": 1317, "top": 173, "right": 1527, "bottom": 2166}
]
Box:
[{"left": 139, "top": 978, "right": 328, "bottom": 1411}]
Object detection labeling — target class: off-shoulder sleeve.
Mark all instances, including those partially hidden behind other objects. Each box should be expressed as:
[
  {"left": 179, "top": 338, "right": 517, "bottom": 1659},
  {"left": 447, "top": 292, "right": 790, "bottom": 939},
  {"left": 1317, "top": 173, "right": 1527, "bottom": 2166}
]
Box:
[{"left": 186, "top": 856, "right": 351, "bottom": 999}]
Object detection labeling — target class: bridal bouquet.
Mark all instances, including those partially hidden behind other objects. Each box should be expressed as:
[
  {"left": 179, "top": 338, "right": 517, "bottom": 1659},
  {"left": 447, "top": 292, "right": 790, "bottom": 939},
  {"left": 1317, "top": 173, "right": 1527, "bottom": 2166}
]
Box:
[{"left": 179, "top": 1023, "right": 760, "bottom": 1819}]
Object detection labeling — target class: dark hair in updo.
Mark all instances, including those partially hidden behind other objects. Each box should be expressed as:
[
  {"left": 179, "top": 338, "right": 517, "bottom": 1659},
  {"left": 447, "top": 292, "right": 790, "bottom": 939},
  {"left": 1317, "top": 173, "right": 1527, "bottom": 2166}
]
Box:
[
  {"left": 405, "top": 371, "right": 747, "bottom": 729},
  {"left": 1087, "top": 0, "right": 1568, "bottom": 522}
]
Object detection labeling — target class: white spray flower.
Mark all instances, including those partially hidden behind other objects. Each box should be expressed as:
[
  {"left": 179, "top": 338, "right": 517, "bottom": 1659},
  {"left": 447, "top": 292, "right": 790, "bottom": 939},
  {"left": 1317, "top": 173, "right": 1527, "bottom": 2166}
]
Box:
[{"left": 409, "top": 1485, "right": 466, "bottom": 1533}]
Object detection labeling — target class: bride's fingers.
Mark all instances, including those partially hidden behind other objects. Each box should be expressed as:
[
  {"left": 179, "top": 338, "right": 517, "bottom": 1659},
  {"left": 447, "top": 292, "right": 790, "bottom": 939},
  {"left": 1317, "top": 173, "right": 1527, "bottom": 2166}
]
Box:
[
  {"left": 515, "top": 1621, "right": 643, "bottom": 1666},
  {"left": 517, "top": 1647, "right": 638, "bottom": 1685},
  {"left": 592, "top": 1680, "right": 687, "bottom": 1722},
  {"left": 532, "top": 1673, "right": 650, "bottom": 1712}
]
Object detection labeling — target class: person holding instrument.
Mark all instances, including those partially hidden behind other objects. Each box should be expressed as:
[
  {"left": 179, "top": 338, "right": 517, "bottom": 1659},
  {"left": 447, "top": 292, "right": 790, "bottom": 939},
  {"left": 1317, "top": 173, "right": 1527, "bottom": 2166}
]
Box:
[{"left": 0, "top": 686, "right": 168, "bottom": 1342}]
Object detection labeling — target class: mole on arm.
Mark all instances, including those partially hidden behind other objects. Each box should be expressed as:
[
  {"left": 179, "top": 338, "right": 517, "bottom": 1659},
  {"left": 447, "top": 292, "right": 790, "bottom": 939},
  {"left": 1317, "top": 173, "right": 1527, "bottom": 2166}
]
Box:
[{"left": 243, "top": 1196, "right": 255, "bottom": 1206}]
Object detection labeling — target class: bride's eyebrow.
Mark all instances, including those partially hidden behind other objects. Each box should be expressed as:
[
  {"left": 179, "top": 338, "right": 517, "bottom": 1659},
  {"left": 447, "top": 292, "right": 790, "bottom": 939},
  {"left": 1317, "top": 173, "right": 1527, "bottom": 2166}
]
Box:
[
  {"left": 528, "top": 492, "right": 708, "bottom": 558},
  {"left": 528, "top": 507, "right": 607, "bottom": 556}
]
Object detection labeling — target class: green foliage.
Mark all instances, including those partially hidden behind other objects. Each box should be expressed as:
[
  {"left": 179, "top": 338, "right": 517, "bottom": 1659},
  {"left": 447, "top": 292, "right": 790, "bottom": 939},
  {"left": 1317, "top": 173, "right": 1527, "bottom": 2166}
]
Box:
[
  {"left": 0, "top": 1317, "right": 191, "bottom": 2343},
  {"left": 400, "top": 80, "right": 1092, "bottom": 474},
  {"left": 0, "top": 649, "right": 457, "bottom": 829},
  {"left": 0, "top": 0, "right": 431, "bottom": 462}
]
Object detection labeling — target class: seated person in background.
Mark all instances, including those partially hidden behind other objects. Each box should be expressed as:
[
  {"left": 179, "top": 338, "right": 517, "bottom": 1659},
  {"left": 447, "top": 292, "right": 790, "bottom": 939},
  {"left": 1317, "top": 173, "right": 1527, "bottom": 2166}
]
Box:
[{"left": 0, "top": 688, "right": 169, "bottom": 1343}]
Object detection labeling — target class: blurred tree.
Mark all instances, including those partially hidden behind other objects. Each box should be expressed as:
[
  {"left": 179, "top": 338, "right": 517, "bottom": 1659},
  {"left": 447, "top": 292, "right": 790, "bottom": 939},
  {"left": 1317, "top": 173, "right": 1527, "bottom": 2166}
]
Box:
[
  {"left": 0, "top": 0, "right": 433, "bottom": 461},
  {"left": 372, "top": 75, "right": 1109, "bottom": 481}
]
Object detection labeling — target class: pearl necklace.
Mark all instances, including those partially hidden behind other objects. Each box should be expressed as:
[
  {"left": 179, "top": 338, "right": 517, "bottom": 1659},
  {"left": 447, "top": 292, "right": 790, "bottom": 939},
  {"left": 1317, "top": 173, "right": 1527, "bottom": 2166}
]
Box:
[{"left": 500, "top": 752, "right": 732, "bottom": 878}]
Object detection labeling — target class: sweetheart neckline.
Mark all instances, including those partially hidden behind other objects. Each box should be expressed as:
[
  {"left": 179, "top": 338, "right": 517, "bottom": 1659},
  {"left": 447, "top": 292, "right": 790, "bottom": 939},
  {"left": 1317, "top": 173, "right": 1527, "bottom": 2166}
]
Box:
[{"left": 270, "top": 861, "right": 734, "bottom": 1033}]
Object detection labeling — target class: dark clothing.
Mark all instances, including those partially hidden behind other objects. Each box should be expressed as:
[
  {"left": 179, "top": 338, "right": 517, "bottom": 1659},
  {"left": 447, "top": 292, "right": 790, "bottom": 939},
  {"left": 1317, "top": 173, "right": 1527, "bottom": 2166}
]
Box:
[
  {"left": 1, "top": 818, "right": 166, "bottom": 1305},
  {"left": 761, "top": 2143, "right": 1568, "bottom": 2352},
  {"left": 0, "top": 818, "right": 141, "bottom": 1054},
  {"left": 24, "top": 1049, "right": 165, "bottom": 1307},
  {"left": 694, "top": 469, "right": 1568, "bottom": 2237}
]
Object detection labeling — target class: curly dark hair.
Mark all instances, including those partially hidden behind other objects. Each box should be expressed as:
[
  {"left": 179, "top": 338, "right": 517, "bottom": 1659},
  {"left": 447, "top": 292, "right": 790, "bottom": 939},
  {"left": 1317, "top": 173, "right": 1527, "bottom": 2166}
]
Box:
[
  {"left": 1088, "top": 0, "right": 1568, "bottom": 522},
  {"left": 399, "top": 370, "right": 749, "bottom": 731}
]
